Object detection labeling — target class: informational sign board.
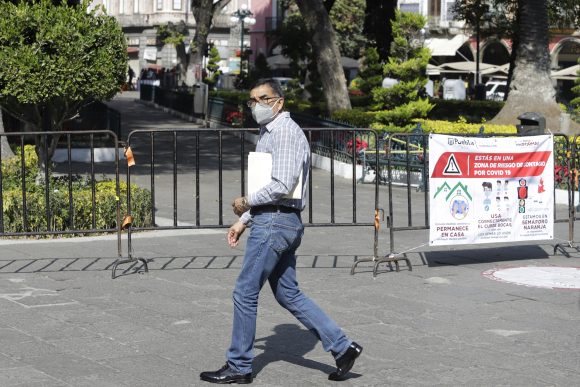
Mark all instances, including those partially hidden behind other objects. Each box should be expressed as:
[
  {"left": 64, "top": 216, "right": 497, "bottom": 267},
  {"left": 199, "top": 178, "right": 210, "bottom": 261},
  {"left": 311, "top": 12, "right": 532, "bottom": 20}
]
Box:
[{"left": 429, "top": 134, "right": 554, "bottom": 246}]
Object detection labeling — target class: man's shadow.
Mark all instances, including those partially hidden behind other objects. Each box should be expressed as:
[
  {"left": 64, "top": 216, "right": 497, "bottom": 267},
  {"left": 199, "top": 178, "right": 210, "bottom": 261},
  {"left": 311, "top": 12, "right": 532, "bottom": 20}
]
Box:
[{"left": 252, "top": 323, "right": 335, "bottom": 377}]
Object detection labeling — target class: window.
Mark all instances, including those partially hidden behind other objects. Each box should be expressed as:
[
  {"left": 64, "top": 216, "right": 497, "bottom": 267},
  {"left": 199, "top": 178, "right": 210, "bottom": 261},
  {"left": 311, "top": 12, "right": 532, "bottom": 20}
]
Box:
[
  {"left": 173, "top": 0, "right": 181, "bottom": 10},
  {"left": 134, "top": 0, "right": 139, "bottom": 14},
  {"left": 429, "top": 0, "right": 441, "bottom": 17},
  {"left": 157, "top": 0, "right": 163, "bottom": 11},
  {"left": 400, "top": 3, "right": 420, "bottom": 14},
  {"left": 119, "top": 0, "right": 125, "bottom": 14},
  {"left": 446, "top": 2, "right": 456, "bottom": 21}
]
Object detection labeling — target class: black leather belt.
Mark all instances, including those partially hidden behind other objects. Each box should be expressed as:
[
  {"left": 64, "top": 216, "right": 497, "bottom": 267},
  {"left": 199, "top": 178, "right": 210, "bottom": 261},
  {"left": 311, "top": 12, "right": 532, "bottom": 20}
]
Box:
[{"left": 250, "top": 205, "right": 301, "bottom": 215}]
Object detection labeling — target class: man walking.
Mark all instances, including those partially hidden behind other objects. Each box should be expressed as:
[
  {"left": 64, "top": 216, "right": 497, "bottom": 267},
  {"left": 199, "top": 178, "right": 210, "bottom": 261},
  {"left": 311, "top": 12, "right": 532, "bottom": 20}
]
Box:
[{"left": 200, "top": 78, "right": 362, "bottom": 384}]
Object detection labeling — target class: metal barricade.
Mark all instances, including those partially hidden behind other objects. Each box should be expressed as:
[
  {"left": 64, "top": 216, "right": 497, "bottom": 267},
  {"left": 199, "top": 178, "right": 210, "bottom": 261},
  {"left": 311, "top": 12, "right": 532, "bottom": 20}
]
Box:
[
  {"left": 0, "top": 130, "right": 122, "bottom": 255},
  {"left": 111, "top": 127, "right": 384, "bottom": 279},
  {"left": 373, "top": 132, "right": 575, "bottom": 276}
]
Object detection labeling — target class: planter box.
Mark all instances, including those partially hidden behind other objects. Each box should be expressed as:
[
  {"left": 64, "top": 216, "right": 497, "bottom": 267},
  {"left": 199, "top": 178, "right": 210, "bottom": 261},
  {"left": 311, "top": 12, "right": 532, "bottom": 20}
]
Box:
[{"left": 52, "top": 148, "right": 125, "bottom": 163}]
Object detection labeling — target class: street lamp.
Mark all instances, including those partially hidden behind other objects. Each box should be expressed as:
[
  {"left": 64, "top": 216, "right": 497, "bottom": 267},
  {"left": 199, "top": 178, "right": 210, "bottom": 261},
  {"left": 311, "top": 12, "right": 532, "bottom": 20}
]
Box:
[
  {"left": 230, "top": 4, "right": 256, "bottom": 77},
  {"left": 473, "top": 4, "right": 491, "bottom": 87}
]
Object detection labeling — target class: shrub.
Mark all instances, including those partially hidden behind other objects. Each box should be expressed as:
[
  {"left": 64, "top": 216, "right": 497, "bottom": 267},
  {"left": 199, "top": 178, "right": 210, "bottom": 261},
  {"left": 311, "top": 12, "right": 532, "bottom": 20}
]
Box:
[
  {"left": 209, "top": 90, "right": 247, "bottom": 104},
  {"left": 1, "top": 146, "right": 152, "bottom": 236},
  {"left": 414, "top": 119, "right": 516, "bottom": 134},
  {"left": 369, "top": 118, "right": 516, "bottom": 135},
  {"left": 428, "top": 99, "right": 505, "bottom": 122},
  {"left": 349, "top": 93, "right": 373, "bottom": 108},
  {"left": 1, "top": 145, "right": 39, "bottom": 190},
  {"left": 371, "top": 11, "right": 433, "bottom": 128},
  {"left": 373, "top": 98, "right": 433, "bottom": 130},
  {"left": 331, "top": 109, "right": 377, "bottom": 128}
]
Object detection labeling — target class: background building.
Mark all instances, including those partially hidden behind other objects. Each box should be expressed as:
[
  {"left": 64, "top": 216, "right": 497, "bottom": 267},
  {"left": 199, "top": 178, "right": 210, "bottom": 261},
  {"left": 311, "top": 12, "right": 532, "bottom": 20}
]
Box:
[{"left": 89, "top": 0, "right": 269, "bottom": 80}]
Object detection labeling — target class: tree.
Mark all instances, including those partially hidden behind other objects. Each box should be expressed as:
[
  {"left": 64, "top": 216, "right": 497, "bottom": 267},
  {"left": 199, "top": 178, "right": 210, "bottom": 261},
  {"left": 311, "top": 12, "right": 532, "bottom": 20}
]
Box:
[
  {"left": 453, "top": 0, "right": 580, "bottom": 131},
  {"left": 371, "top": 10, "right": 432, "bottom": 131},
  {"left": 571, "top": 57, "right": 580, "bottom": 117},
  {"left": 353, "top": 47, "right": 384, "bottom": 95},
  {"left": 273, "top": 5, "right": 311, "bottom": 80},
  {"left": 363, "top": 0, "right": 397, "bottom": 62},
  {"left": 0, "top": 110, "right": 13, "bottom": 159},
  {"left": 188, "top": 0, "right": 230, "bottom": 86},
  {"left": 203, "top": 44, "right": 221, "bottom": 89},
  {"left": 295, "top": 0, "right": 351, "bottom": 113},
  {"left": 490, "top": 0, "right": 579, "bottom": 131},
  {"left": 247, "top": 53, "right": 272, "bottom": 87},
  {"left": 329, "top": 0, "right": 367, "bottom": 59},
  {"left": 0, "top": 0, "right": 127, "bottom": 168},
  {"left": 157, "top": 21, "right": 188, "bottom": 85}
]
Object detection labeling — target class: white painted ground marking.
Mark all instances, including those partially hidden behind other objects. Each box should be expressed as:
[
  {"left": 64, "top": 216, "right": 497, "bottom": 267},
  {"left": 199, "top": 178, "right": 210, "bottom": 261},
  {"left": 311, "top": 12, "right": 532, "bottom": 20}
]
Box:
[
  {"left": 7, "top": 278, "right": 25, "bottom": 283},
  {"left": 424, "top": 277, "right": 451, "bottom": 284},
  {"left": 486, "top": 329, "right": 529, "bottom": 337},
  {"left": 482, "top": 266, "right": 580, "bottom": 290},
  {"left": 0, "top": 286, "right": 78, "bottom": 308},
  {"left": 172, "top": 320, "right": 192, "bottom": 325}
]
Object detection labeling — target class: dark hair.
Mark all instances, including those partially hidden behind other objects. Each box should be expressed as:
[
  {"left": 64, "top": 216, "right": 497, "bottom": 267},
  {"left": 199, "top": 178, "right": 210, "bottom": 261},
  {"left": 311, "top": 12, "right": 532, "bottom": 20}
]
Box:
[{"left": 251, "top": 78, "right": 285, "bottom": 98}]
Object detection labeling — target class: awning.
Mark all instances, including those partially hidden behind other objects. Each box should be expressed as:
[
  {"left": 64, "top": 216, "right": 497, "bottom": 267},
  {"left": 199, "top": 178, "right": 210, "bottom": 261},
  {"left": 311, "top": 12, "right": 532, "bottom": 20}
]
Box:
[
  {"left": 425, "top": 34, "right": 469, "bottom": 57},
  {"left": 551, "top": 64, "right": 579, "bottom": 80},
  {"left": 427, "top": 63, "right": 440, "bottom": 75},
  {"left": 438, "top": 61, "right": 500, "bottom": 73},
  {"left": 266, "top": 55, "right": 359, "bottom": 69}
]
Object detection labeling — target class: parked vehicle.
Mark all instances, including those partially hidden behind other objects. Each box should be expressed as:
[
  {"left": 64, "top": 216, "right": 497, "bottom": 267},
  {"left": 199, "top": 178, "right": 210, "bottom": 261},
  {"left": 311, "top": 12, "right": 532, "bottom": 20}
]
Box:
[{"left": 485, "top": 80, "right": 507, "bottom": 101}]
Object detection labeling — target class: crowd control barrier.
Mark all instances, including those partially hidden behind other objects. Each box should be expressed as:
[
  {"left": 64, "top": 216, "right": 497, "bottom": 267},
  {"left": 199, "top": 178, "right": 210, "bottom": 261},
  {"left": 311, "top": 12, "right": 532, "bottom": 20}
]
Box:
[
  {"left": 3, "top": 129, "right": 578, "bottom": 279},
  {"left": 0, "top": 130, "right": 122, "bottom": 255},
  {"left": 112, "top": 127, "right": 400, "bottom": 278},
  {"left": 353, "top": 132, "right": 576, "bottom": 277}
]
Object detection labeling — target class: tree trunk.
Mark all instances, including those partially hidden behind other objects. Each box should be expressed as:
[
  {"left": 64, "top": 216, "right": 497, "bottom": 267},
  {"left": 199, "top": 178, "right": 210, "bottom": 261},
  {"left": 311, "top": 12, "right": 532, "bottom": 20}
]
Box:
[
  {"left": 295, "top": 0, "right": 351, "bottom": 113},
  {"left": 491, "top": 0, "right": 579, "bottom": 132},
  {"left": 189, "top": 0, "right": 229, "bottom": 86},
  {"left": 0, "top": 109, "right": 15, "bottom": 159},
  {"left": 174, "top": 42, "right": 187, "bottom": 86}
]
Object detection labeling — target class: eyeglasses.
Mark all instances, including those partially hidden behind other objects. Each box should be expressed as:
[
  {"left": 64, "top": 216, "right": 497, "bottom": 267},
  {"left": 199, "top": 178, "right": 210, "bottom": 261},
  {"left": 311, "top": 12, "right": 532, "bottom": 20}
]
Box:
[{"left": 246, "top": 96, "right": 280, "bottom": 108}]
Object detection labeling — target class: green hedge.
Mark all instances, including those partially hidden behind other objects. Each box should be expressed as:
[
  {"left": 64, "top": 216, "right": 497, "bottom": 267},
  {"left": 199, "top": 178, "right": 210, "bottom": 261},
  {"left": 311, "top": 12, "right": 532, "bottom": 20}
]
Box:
[
  {"left": 330, "top": 109, "right": 377, "bottom": 128},
  {"left": 209, "top": 90, "right": 247, "bottom": 105},
  {"left": 428, "top": 99, "right": 505, "bottom": 122},
  {"left": 1, "top": 146, "right": 152, "bottom": 235},
  {"left": 415, "top": 119, "right": 516, "bottom": 134}
]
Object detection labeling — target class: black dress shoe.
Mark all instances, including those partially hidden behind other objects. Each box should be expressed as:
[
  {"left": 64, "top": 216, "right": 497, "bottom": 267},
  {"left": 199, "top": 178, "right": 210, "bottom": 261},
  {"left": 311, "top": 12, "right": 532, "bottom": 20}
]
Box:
[
  {"left": 200, "top": 363, "right": 253, "bottom": 384},
  {"left": 329, "top": 342, "right": 363, "bottom": 381}
]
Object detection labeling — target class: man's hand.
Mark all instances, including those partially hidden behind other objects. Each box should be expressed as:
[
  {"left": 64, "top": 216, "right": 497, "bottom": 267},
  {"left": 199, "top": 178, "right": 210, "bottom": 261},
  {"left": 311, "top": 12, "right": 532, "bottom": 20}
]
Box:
[
  {"left": 232, "top": 196, "right": 250, "bottom": 217},
  {"left": 227, "top": 221, "right": 247, "bottom": 248}
]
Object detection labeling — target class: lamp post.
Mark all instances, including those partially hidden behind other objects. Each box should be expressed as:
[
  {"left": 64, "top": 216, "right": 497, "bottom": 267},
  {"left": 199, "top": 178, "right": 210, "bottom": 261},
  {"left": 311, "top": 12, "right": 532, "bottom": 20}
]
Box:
[
  {"left": 230, "top": 4, "right": 256, "bottom": 77},
  {"left": 470, "top": 1, "right": 491, "bottom": 100},
  {"left": 473, "top": 3, "right": 491, "bottom": 86}
]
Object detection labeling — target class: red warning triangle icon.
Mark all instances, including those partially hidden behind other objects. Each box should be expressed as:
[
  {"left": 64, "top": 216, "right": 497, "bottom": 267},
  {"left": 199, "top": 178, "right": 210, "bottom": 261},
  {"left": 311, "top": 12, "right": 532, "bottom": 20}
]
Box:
[{"left": 443, "top": 154, "right": 462, "bottom": 175}]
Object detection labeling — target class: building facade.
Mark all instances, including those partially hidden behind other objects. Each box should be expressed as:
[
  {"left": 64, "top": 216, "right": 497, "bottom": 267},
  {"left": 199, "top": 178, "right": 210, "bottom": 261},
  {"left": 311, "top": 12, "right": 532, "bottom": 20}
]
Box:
[
  {"left": 89, "top": 0, "right": 270, "bottom": 80},
  {"left": 398, "top": 0, "right": 580, "bottom": 70}
]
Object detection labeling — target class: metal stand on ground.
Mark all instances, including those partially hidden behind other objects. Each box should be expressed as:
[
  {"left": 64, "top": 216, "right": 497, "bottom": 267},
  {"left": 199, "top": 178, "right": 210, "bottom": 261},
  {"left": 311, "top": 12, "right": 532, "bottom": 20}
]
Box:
[
  {"left": 553, "top": 154, "right": 578, "bottom": 258},
  {"left": 111, "top": 215, "right": 149, "bottom": 279},
  {"left": 111, "top": 145, "right": 149, "bottom": 279},
  {"left": 350, "top": 210, "right": 413, "bottom": 277},
  {"left": 350, "top": 252, "right": 413, "bottom": 277}
]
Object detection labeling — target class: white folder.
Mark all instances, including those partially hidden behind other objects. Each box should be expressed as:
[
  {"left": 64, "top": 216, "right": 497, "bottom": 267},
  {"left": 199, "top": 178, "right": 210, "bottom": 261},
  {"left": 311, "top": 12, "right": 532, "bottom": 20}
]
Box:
[{"left": 247, "top": 152, "right": 302, "bottom": 199}]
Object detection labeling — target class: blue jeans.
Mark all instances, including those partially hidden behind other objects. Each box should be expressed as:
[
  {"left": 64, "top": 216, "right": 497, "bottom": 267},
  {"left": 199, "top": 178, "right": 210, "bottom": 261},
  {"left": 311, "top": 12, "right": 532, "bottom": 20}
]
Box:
[{"left": 226, "top": 211, "right": 351, "bottom": 373}]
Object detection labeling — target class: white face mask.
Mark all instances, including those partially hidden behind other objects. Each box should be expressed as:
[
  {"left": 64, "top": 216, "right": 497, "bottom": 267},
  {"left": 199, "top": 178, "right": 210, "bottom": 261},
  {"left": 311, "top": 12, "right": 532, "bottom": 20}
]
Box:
[{"left": 251, "top": 99, "right": 280, "bottom": 125}]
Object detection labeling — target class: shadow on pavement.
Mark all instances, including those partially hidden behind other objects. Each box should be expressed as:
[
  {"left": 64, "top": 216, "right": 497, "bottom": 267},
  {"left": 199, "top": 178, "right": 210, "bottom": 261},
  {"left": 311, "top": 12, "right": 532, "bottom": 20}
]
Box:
[
  {"left": 0, "top": 255, "right": 366, "bottom": 275},
  {"left": 253, "top": 323, "right": 362, "bottom": 380},
  {"left": 420, "top": 245, "right": 552, "bottom": 266}
]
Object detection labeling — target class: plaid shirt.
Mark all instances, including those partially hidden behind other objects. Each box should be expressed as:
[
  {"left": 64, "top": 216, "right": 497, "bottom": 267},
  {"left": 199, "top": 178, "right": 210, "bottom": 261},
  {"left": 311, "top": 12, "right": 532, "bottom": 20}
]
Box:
[{"left": 240, "top": 112, "right": 309, "bottom": 225}]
